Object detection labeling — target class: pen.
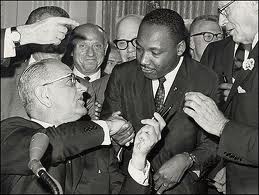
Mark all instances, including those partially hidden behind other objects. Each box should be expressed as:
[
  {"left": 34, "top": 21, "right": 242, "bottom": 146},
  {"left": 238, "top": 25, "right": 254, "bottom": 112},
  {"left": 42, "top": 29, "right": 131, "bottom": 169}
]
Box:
[
  {"left": 153, "top": 105, "right": 173, "bottom": 121},
  {"left": 222, "top": 72, "right": 228, "bottom": 83}
]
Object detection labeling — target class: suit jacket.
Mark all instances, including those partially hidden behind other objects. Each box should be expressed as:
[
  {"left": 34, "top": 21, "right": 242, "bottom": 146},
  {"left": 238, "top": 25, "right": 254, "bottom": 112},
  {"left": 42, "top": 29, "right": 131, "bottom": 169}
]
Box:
[
  {"left": 216, "top": 43, "right": 258, "bottom": 194},
  {"left": 101, "top": 56, "right": 220, "bottom": 193},
  {"left": 1, "top": 59, "right": 29, "bottom": 120},
  {"left": 1, "top": 117, "right": 149, "bottom": 194},
  {"left": 91, "top": 74, "right": 110, "bottom": 105}
]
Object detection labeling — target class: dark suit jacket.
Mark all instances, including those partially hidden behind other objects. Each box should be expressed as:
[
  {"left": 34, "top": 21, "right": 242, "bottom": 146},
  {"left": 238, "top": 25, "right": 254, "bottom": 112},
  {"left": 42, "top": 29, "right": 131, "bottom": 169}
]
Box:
[
  {"left": 101, "top": 57, "right": 220, "bottom": 193},
  {"left": 1, "top": 117, "right": 149, "bottom": 194},
  {"left": 1, "top": 59, "right": 29, "bottom": 120},
  {"left": 217, "top": 44, "right": 258, "bottom": 194},
  {"left": 91, "top": 74, "right": 110, "bottom": 105}
]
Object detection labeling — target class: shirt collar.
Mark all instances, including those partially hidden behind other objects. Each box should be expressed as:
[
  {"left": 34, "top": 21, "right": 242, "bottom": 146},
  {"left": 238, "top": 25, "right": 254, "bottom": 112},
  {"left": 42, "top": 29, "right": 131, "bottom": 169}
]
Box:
[
  {"left": 28, "top": 55, "right": 37, "bottom": 65},
  {"left": 31, "top": 118, "right": 55, "bottom": 128},
  {"left": 73, "top": 66, "right": 101, "bottom": 82},
  {"left": 164, "top": 56, "right": 183, "bottom": 81}
]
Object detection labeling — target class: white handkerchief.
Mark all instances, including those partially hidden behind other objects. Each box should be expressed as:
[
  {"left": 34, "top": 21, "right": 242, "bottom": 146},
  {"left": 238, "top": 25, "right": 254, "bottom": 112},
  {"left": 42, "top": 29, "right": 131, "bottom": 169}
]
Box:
[{"left": 237, "top": 85, "right": 246, "bottom": 93}]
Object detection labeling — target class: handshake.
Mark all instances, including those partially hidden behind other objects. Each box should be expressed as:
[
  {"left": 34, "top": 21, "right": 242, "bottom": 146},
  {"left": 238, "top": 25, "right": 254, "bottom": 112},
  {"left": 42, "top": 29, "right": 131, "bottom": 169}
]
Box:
[{"left": 105, "top": 111, "right": 166, "bottom": 170}]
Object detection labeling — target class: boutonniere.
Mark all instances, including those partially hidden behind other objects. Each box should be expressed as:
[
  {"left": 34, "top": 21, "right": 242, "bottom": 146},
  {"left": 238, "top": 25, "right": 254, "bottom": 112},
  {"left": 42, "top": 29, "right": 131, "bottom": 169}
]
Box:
[{"left": 242, "top": 58, "right": 255, "bottom": 70}]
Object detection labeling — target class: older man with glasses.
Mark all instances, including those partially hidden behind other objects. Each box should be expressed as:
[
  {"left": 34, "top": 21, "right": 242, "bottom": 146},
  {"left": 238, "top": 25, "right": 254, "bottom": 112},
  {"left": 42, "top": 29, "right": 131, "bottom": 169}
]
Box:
[
  {"left": 114, "top": 14, "right": 144, "bottom": 62},
  {"left": 1, "top": 58, "right": 166, "bottom": 194},
  {"left": 189, "top": 14, "right": 224, "bottom": 62},
  {"left": 184, "top": 1, "right": 258, "bottom": 194}
]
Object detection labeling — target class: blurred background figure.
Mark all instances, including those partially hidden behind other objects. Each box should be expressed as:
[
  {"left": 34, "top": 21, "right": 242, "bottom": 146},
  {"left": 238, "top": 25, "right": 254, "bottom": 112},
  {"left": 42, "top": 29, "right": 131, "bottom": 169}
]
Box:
[
  {"left": 189, "top": 15, "right": 224, "bottom": 62},
  {"left": 103, "top": 42, "right": 122, "bottom": 74},
  {"left": 114, "top": 14, "right": 143, "bottom": 62}
]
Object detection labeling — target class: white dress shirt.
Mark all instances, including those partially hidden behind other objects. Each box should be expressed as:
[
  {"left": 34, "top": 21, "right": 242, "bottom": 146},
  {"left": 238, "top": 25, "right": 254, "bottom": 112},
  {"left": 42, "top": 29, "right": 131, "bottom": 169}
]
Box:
[
  {"left": 152, "top": 56, "right": 183, "bottom": 100},
  {"left": 73, "top": 66, "right": 101, "bottom": 82}
]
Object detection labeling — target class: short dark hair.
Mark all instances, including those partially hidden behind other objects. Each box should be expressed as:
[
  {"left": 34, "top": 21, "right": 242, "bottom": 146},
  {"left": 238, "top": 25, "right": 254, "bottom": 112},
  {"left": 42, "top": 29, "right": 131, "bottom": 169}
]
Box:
[
  {"left": 141, "top": 9, "right": 188, "bottom": 43},
  {"left": 26, "top": 6, "right": 69, "bottom": 24},
  {"left": 189, "top": 15, "right": 219, "bottom": 34}
]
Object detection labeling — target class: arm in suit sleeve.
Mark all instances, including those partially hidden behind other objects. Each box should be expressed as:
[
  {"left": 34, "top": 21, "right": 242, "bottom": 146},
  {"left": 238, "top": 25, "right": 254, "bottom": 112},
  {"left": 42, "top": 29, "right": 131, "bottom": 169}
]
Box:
[
  {"left": 101, "top": 66, "right": 122, "bottom": 119},
  {"left": 1, "top": 119, "right": 104, "bottom": 176},
  {"left": 217, "top": 120, "right": 258, "bottom": 165}
]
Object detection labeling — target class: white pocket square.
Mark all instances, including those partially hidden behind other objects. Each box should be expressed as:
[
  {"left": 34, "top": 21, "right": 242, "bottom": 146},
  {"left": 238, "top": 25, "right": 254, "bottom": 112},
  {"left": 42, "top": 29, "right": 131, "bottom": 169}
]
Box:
[{"left": 237, "top": 86, "right": 246, "bottom": 93}]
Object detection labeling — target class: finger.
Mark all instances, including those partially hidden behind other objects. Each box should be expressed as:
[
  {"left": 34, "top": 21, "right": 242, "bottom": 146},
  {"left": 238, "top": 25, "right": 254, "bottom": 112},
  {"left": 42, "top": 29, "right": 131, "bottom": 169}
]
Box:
[
  {"left": 156, "top": 183, "right": 168, "bottom": 194},
  {"left": 117, "top": 131, "right": 135, "bottom": 145},
  {"left": 219, "top": 83, "right": 232, "bottom": 90},
  {"left": 53, "top": 39, "right": 61, "bottom": 46},
  {"left": 51, "top": 17, "right": 80, "bottom": 27},
  {"left": 154, "top": 177, "right": 164, "bottom": 191},
  {"left": 57, "top": 25, "right": 68, "bottom": 34},
  {"left": 223, "top": 89, "right": 230, "bottom": 98},
  {"left": 112, "top": 111, "right": 121, "bottom": 117},
  {"left": 185, "top": 91, "right": 207, "bottom": 101},
  {"left": 141, "top": 119, "right": 159, "bottom": 135},
  {"left": 153, "top": 112, "right": 166, "bottom": 130},
  {"left": 183, "top": 107, "right": 197, "bottom": 119}
]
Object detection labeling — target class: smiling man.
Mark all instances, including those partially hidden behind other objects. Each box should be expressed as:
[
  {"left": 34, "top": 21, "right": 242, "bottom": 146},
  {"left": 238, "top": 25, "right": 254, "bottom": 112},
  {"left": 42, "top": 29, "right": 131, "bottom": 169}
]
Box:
[{"left": 102, "top": 9, "right": 220, "bottom": 194}]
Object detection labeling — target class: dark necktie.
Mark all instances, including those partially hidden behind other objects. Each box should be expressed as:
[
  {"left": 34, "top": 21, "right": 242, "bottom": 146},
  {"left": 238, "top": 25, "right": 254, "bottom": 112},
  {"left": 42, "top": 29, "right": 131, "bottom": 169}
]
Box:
[
  {"left": 84, "top": 76, "right": 90, "bottom": 82},
  {"left": 154, "top": 76, "right": 166, "bottom": 112},
  {"left": 232, "top": 43, "right": 252, "bottom": 78}
]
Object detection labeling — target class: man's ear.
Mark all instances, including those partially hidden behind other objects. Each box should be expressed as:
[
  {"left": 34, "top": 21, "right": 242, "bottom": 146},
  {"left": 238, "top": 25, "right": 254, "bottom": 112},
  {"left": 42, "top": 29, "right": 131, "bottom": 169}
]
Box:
[
  {"left": 34, "top": 86, "right": 52, "bottom": 108},
  {"left": 177, "top": 40, "right": 186, "bottom": 56},
  {"left": 189, "top": 36, "right": 195, "bottom": 50}
]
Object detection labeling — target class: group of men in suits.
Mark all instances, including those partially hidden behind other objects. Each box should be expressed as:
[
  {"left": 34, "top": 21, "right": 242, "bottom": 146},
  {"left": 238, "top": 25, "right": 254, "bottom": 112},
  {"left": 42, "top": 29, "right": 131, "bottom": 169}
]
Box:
[{"left": 1, "top": 0, "right": 258, "bottom": 194}]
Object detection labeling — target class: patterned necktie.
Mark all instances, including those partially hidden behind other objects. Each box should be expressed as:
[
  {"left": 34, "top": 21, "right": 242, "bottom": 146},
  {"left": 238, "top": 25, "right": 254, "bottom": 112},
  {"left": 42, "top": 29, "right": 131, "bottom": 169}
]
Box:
[{"left": 154, "top": 76, "right": 166, "bottom": 112}]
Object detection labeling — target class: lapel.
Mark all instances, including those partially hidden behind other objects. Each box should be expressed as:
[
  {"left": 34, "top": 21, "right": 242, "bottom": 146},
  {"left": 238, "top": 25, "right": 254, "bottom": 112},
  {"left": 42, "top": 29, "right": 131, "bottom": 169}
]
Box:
[
  {"left": 222, "top": 37, "right": 235, "bottom": 81},
  {"left": 135, "top": 65, "right": 155, "bottom": 118},
  {"left": 71, "top": 155, "right": 83, "bottom": 193},
  {"left": 223, "top": 43, "right": 258, "bottom": 112},
  {"left": 163, "top": 58, "right": 190, "bottom": 120}
]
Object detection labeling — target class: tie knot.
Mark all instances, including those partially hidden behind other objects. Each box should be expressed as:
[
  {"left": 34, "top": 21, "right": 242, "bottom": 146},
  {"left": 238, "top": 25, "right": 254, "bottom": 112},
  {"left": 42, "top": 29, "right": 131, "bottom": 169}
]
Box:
[
  {"left": 158, "top": 76, "right": 166, "bottom": 84},
  {"left": 84, "top": 76, "right": 90, "bottom": 81}
]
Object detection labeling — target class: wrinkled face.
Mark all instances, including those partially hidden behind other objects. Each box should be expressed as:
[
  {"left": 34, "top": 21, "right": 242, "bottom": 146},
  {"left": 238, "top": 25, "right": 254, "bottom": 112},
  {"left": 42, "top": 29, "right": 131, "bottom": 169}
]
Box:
[
  {"left": 136, "top": 23, "right": 181, "bottom": 80},
  {"left": 116, "top": 18, "right": 141, "bottom": 62},
  {"left": 104, "top": 49, "right": 122, "bottom": 74},
  {"left": 190, "top": 21, "right": 223, "bottom": 61},
  {"left": 73, "top": 28, "right": 106, "bottom": 75},
  {"left": 218, "top": 1, "right": 256, "bottom": 44},
  {"left": 45, "top": 63, "right": 87, "bottom": 122}
]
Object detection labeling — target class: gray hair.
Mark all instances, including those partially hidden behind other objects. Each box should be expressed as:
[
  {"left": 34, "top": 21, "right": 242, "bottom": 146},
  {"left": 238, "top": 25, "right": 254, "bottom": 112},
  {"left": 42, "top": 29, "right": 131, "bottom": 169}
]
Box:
[
  {"left": 189, "top": 15, "right": 220, "bottom": 34},
  {"left": 17, "top": 59, "right": 54, "bottom": 116}
]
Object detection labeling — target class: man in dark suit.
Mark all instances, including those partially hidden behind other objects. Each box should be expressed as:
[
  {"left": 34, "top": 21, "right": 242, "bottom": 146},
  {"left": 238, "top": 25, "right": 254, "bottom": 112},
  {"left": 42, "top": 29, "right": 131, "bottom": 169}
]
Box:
[
  {"left": 101, "top": 9, "right": 220, "bottom": 194},
  {"left": 184, "top": 1, "right": 258, "bottom": 194},
  {"left": 1, "top": 58, "right": 165, "bottom": 194}
]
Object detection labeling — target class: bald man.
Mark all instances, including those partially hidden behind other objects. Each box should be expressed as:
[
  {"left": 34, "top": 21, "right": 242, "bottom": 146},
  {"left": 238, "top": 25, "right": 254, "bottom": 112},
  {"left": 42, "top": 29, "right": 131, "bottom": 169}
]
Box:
[{"left": 114, "top": 14, "right": 143, "bottom": 62}]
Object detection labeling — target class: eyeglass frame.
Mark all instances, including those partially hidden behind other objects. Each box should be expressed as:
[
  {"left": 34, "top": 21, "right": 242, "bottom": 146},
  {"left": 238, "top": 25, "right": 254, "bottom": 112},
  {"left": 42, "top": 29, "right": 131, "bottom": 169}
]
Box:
[
  {"left": 113, "top": 38, "right": 137, "bottom": 50},
  {"left": 190, "top": 32, "right": 224, "bottom": 43},
  {"left": 218, "top": 0, "right": 235, "bottom": 17},
  {"left": 42, "top": 73, "right": 78, "bottom": 87}
]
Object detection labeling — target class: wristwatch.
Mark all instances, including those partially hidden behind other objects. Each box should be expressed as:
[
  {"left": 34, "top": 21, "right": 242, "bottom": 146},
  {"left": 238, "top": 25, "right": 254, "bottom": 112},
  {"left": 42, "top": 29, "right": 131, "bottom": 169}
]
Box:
[{"left": 10, "top": 26, "right": 21, "bottom": 47}]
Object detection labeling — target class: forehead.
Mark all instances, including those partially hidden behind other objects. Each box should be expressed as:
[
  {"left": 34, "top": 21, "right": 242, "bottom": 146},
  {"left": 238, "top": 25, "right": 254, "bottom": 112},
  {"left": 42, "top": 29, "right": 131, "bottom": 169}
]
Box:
[
  {"left": 194, "top": 21, "right": 221, "bottom": 33},
  {"left": 74, "top": 26, "right": 104, "bottom": 43},
  {"left": 117, "top": 17, "right": 142, "bottom": 39},
  {"left": 138, "top": 23, "right": 175, "bottom": 47}
]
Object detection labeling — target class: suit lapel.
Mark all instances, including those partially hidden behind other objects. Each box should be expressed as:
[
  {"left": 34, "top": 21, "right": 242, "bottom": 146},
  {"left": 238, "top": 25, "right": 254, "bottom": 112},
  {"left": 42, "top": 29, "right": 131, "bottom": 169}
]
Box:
[
  {"left": 223, "top": 43, "right": 258, "bottom": 112},
  {"left": 222, "top": 38, "right": 235, "bottom": 80},
  {"left": 163, "top": 58, "right": 189, "bottom": 120}
]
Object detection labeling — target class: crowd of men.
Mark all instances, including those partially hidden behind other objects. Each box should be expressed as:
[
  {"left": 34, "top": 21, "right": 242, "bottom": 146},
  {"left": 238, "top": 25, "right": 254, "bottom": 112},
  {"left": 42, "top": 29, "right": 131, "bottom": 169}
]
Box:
[{"left": 1, "top": 1, "right": 258, "bottom": 194}]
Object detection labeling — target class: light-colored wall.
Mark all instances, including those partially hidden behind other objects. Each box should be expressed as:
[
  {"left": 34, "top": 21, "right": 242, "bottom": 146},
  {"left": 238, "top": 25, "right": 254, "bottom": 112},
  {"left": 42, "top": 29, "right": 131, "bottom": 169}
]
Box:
[{"left": 1, "top": 1, "right": 103, "bottom": 28}]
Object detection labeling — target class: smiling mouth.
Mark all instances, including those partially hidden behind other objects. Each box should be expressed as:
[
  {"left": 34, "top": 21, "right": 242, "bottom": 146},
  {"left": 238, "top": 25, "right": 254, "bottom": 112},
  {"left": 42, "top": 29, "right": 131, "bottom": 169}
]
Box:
[{"left": 141, "top": 66, "right": 155, "bottom": 73}]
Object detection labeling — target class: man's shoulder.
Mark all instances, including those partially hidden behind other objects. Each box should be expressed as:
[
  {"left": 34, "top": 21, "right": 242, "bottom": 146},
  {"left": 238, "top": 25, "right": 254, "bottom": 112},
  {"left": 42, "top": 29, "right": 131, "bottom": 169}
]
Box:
[
  {"left": 207, "top": 36, "right": 234, "bottom": 51},
  {"left": 113, "top": 59, "right": 139, "bottom": 73}
]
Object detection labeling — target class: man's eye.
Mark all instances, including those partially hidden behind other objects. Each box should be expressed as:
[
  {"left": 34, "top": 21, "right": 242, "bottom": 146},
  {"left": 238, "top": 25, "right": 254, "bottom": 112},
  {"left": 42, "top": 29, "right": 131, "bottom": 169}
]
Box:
[
  {"left": 94, "top": 44, "right": 103, "bottom": 49},
  {"left": 152, "top": 51, "right": 161, "bottom": 55}
]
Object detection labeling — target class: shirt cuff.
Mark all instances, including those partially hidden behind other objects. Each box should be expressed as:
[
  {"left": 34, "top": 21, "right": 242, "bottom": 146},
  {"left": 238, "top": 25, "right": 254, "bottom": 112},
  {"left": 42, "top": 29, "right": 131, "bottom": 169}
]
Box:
[
  {"left": 4, "top": 28, "right": 16, "bottom": 58},
  {"left": 128, "top": 159, "right": 150, "bottom": 186},
  {"left": 93, "top": 120, "right": 111, "bottom": 145}
]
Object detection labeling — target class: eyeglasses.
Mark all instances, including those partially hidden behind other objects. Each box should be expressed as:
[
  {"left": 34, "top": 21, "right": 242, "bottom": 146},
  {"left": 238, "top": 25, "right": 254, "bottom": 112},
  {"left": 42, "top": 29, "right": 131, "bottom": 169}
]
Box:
[
  {"left": 42, "top": 73, "right": 77, "bottom": 87},
  {"left": 113, "top": 38, "right": 137, "bottom": 50},
  {"left": 191, "top": 32, "right": 224, "bottom": 42},
  {"left": 218, "top": 1, "right": 235, "bottom": 17}
]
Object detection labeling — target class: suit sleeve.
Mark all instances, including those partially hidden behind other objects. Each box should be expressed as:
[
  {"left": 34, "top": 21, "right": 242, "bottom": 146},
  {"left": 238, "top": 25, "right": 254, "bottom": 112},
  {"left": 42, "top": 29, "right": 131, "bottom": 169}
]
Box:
[
  {"left": 217, "top": 120, "right": 258, "bottom": 165},
  {"left": 1, "top": 120, "right": 104, "bottom": 175},
  {"left": 101, "top": 66, "right": 122, "bottom": 119},
  {"left": 200, "top": 42, "right": 213, "bottom": 69}
]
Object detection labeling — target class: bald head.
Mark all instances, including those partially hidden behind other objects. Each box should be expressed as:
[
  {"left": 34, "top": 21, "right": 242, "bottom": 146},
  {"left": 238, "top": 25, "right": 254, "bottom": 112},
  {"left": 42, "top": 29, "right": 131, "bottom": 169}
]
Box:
[{"left": 115, "top": 14, "right": 143, "bottom": 62}]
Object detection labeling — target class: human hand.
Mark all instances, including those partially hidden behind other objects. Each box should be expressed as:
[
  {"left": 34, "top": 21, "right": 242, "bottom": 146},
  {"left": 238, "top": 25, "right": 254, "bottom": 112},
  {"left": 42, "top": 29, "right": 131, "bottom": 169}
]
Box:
[
  {"left": 212, "top": 167, "right": 226, "bottom": 194},
  {"left": 131, "top": 112, "right": 165, "bottom": 170},
  {"left": 219, "top": 83, "right": 233, "bottom": 101},
  {"left": 183, "top": 92, "right": 229, "bottom": 137},
  {"left": 18, "top": 17, "right": 79, "bottom": 45},
  {"left": 153, "top": 153, "right": 193, "bottom": 194}
]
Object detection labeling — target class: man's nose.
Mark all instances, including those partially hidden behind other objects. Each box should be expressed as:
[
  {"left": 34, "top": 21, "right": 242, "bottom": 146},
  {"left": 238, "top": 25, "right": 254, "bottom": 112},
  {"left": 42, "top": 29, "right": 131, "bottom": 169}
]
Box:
[
  {"left": 127, "top": 42, "right": 136, "bottom": 53},
  {"left": 140, "top": 52, "right": 150, "bottom": 65},
  {"left": 87, "top": 45, "right": 94, "bottom": 57}
]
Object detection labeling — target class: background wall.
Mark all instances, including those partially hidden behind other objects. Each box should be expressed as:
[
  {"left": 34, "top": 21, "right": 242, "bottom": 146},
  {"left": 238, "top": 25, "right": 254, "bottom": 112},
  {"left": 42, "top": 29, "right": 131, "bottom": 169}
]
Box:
[{"left": 1, "top": 1, "right": 219, "bottom": 41}]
